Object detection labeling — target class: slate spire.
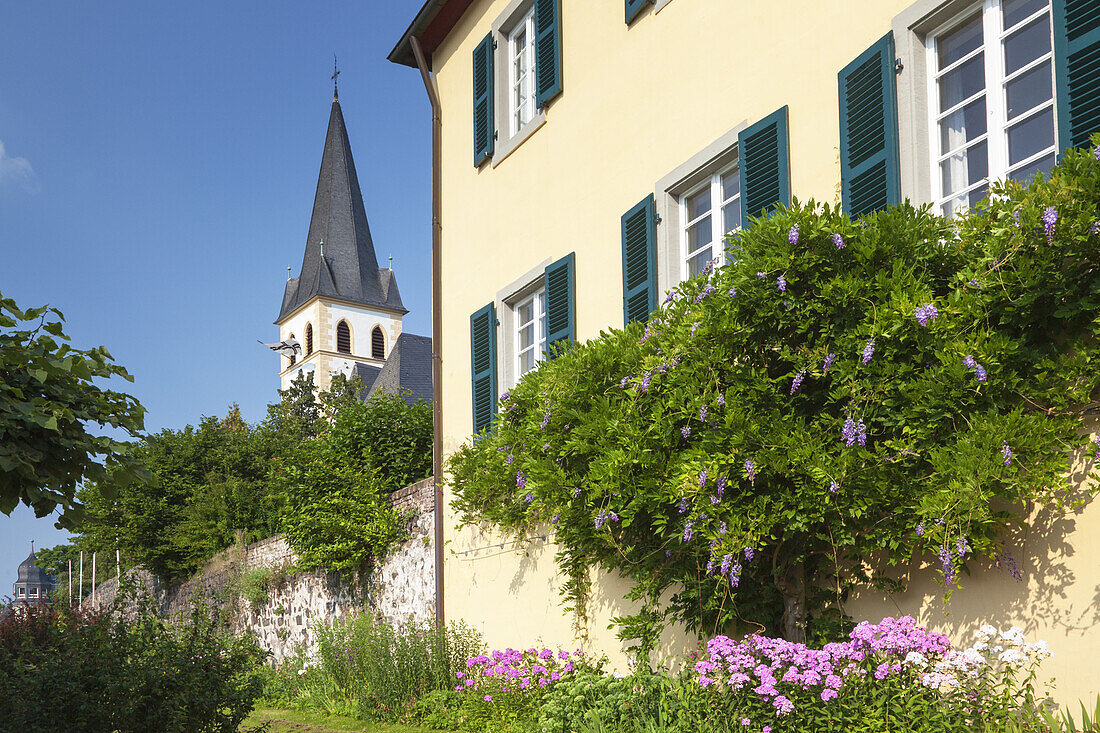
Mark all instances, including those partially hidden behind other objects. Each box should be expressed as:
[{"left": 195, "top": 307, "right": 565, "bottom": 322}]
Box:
[{"left": 278, "top": 96, "right": 406, "bottom": 322}]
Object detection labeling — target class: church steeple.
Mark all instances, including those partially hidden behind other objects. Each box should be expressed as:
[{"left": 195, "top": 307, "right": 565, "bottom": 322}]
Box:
[{"left": 278, "top": 93, "right": 406, "bottom": 323}]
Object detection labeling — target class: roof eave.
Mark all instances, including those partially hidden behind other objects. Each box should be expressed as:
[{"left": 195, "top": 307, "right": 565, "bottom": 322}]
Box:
[{"left": 387, "top": 0, "right": 476, "bottom": 69}]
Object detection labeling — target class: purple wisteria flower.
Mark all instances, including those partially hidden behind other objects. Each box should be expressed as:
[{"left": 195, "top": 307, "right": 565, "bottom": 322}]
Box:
[
  {"left": 678, "top": 497, "right": 689, "bottom": 514},
  {"left": 699, "top": 469, "right": 708, "bottom": 487},
  {"left": 718, "top": 521, "right": 727, "bottom": 534},
  {"left": 744, "top": 459, "right": 756, "bottom": 481},
  {"left": 573, "top": 487, "right": 582, "bottom": 497},
  {"left": 664, "top": 289, "right": 678, "bottom": 304},
  {"left": 640, "top": 371, "right": 653, "bottom": 392},
  {"left": 716, "top": 477, "right": 726, "bottom": 496},
  {"left": 516, "top": 471, "right": 527, "bottom": 490},
  {"left": 700, "top": 405, "right": 708, "bottom": 422},
  {"left": 1002, "top": 441, "right": 1013, "bottom": 466},
  {"left": 1094, "top": 145, "right": 1100, "bottom": 162},
  {"left": 823, "top": 353, "right": 836, "bottom": 371},
  {"left": 828, "top": 481, "right": 839, "bottom": 494},
  {"left": 594, "top": 509, "right": 619, "bottom": 530},
  {"left": 710, "top": 495, "right": 720, "bottom": 505},
  {"left": 833, "top": 232, "right": 845, "bottom": 249},
  {"left": 861, "top": 338, "right": 875, "bottom": 365},
  {"left": 551, "top": 514, "right": 559, "bottom": 524},
  {"left": 540, "top": 410, "right": 551, "bottom": 430},
  {"left": 777, "top": 276, "right": 787, "bottom": 293},
  {"left": 1043, "top": 206, "right": 1058, "bottom": 244},
  {"left": 728, "top": 285, "right": 738, "bottom": 297},
  {"left": 743, "top": 547, "right": 754, "bottom": 562},
  {"left": 915, "top": 521, "right": 925, "bottom": 537},
  {"left": 619, "top": 375, "right": 631, "bottom": 389},
  {"left": 1091, "top": 221, "right": 1100, "bottom": 235},
  {"left": 639, "top": 323, "right": 654, "bottom": 344},
  {"left": 524, "top": 493, "right": 534, "bottom": 503},
  {"left": 695, "top": 285, "right": 716, "bottom": 303},
  {"left": 842, "top": 416, "right": 867, "bottom": 447},
  {"left": 975, "top": 364, "right": 988, "bottom": 382},
  {"left": 963, "top": 354, "right": 988, "bottom": 381},
  {"left": 720, "top": 553, "right": 733, "bottom": 576},
  {"left": 914, "top": 303, "right": 939, "bottom": 326},
  {"left": 956, "top": 536, "right": 969, "bottom": 558},
  {"left": 681, "top": 425, "right": 692, "bottom": 438},
  {"left": 757, "top": 271, "right": 767, "bottom": 280},
  {"left": 790, "top": 371, "right": 806, "bottom": 394},
  {"left": 939, "top": 544, "right": 956, "bottom": 585},
  {"left": 506, "top": 454, "right": 514, "bottom": 465},
  {"left": 691, "top": 323, "right": 700, "bottom": 337},
  {"left": 995, "top": 547, "right": 1023, "bottom": 581},
  {"left": 1093, "top": 437, "right": 1100, "bottom": 460},
  {"left": 963, "top": 354, "right": 977, "bottom": 369},
  {"left": 682, "top": 521, "right": 695, "bottom": 543},
  {"left": 789, "top": 225, "right": 800, "bottom": 245},
  {"left": 717, "top": 392, "right": 725, "bottom": 407}
]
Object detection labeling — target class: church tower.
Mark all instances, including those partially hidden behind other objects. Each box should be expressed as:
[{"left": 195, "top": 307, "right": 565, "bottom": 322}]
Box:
[{"left": 276, "top": 86, "right": 407, "bottom": 392}]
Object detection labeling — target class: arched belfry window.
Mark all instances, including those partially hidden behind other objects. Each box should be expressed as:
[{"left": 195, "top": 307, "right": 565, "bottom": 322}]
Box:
[
  {"left": 305, "top": 323, "right": 314, "bottom": 355},
  {"left": 288, "top": 334, "right": 297, "bottom": 366},
  {"left": 336, "top": 321, "right": 352, "bottom": 354},
  {"left": 371, "top": 326, "right": 385, "bottom": 359}
]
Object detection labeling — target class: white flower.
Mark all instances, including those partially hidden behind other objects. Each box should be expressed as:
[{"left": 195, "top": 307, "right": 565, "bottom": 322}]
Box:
[
  {"left": 977, "top": 624, "right": 998, "bottom": 639},
  {"left": 904, "top": 651, "right": 928, "bottom": 668},
  {"left": 998, "top": 649, "right": 1025, "bottom": 666},
  {"left": 297, "top": 668, "right": 307, "bottom": 676},
  {"left": 999, "top": 626, "right": 1025, "bottom": 646},
  {"left": 1024, "top": 640, "right": 1052, "bottom": 660}
]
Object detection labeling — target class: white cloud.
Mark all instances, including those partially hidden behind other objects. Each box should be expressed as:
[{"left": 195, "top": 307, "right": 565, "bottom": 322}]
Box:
[{"left": 0, "top": 140, "right": 38, "bottom": 192}]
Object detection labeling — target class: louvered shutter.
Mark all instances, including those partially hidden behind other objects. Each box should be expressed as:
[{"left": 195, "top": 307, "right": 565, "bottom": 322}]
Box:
[
  {"left": 626, "top": 0, "right": 650, "bottom": 24},
  {"left": 470, "top": 303, "right": 497, "bottom": 433},
  {"left": 622, "top": 195, "right": 657, "bottom": 326},
  {"left": 534, "top": 0, "right": 563, "bottom": 108},
  {"left": 543, "top": 253, "right": 575, "bottom": 355},
  {"left": 738, "top": 107, "right": 791, "bottom": 224},
  {"left": 473, "top": 33, "right": 495, "bottom": 166},
  {"left": 1053, "top": 0, "right": 1100, "bottom": 151},
  {"left": 839, "top": 34, "right": 900, "bottom": 217}
]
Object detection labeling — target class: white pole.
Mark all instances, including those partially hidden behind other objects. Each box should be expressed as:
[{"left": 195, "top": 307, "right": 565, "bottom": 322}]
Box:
[
  {"left": 116, "top": 548, "right": 121, "bottom": 580},
  {"left": 68, "top": 559, "right": 72, "bottom": 607},
  {"left": 91, "top": 552, "right": 96, "bottom": 607},
  {"left": 79, "top": 551, "right": 84, "bottom": 609}
]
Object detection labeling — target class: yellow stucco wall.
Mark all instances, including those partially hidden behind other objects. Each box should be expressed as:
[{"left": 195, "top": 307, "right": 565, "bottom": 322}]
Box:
[{"left": 423, "top": 0, "right": 1099, "bottom": 704}]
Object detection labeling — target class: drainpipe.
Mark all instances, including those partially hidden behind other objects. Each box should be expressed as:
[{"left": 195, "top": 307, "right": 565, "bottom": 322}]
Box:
[{"left": 410, "top": 35, "right": 445, "bottom": 627}]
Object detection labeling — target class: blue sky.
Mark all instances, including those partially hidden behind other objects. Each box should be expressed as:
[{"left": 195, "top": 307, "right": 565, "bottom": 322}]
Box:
[{"left": 0, "top": 1, "right": 432, "bottom": 583}]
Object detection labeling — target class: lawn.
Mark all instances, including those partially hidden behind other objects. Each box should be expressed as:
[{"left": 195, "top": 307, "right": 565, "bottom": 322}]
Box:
[{"left": 241, "top": 707, "right": 445, "bottom": 733}]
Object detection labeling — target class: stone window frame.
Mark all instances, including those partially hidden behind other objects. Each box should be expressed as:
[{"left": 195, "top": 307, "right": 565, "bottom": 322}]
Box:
[
  {"left": 495, "top": 257, "right": 552, "bottom": 391},
  {"left": 653, "top": 121, "right": 748, "bottom": 299},
  {"left": 490, "top": 0, "right": 549, "bottom": 167}
]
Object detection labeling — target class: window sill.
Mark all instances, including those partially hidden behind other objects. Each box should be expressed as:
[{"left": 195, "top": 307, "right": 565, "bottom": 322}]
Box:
[
  {"left": 491, "top": 114, "right": 547, "bottom": 168},
  {"left": 655, "top": 0, "right": 674, "bottom": 12}
]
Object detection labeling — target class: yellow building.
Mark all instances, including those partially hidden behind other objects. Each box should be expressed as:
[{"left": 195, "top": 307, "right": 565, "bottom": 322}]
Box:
[{"left": 389, "top": 0, "right": 1100, "bottom": 705}]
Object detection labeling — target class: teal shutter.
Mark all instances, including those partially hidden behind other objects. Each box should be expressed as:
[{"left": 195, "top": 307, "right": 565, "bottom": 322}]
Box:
[
  {"left": 534, "top": 0, "right": 563, "bottom": 108},
  {"left": 738, "top": 107, "right": 791, "bottom": 224},
  {"left": 470, "top": 303, "right": 497, "bottom": 433},
  {"left": 622, "top": 195, "right": 657, "bottom": 326},
  {"left": 1053, "top": 0, "right": 1100, "bottom": 151},
  {"left": 544, "top": 253, "right": 575, "bottom": 355},
  {"left": 626, "top": 0, "right": 650, "bottom": 24},
  {"left": 839, "top": 34, "right": 900, "bottom": 217},
  {"left": 473, "top": 33, "right": 495, "bottom": 166}
]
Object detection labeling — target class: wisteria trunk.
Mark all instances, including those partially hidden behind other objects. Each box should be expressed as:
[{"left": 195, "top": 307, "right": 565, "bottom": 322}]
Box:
[{"left": 774, "top": 560, "right": 806, "bottom": 643}]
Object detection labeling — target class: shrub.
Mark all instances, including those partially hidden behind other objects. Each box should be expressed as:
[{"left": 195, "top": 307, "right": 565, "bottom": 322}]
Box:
[
  {"left": 0, "top": 599, "right": 266, "bottom": 732},
  {"left": 267, "top": 614, "right": 483, "bottom": 722},
  {"left": 239, "top": 567, "right": 274, "bottom": 606}
]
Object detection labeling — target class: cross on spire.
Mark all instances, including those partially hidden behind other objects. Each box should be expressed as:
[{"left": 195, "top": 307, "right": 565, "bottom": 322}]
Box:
[{"left": 332, "top": 55, "right": 340, "bottom": 101}]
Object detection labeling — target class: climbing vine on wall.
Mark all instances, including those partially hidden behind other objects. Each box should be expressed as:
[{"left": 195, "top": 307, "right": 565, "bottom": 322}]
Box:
[{"left": 448, "top": 140, "right": 1100, "bottom": 660}]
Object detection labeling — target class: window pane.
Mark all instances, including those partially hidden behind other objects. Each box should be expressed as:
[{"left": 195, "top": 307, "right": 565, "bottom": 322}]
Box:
[
  {"left": 687, "top": 215, "right": 712, "bottom": 252},
  {"left": 1003, "top": 0, "right": 1047, "bottom": 29},
  {"left": 686, "top": 248, "right": 713, "bottom": 279},
  {"left": 939, "top": 55, "right": 985, "bottom": 110},
  {"left": 518, "top": 300, "right": 533, "bottom": 325},
  {"left": 520, "top": 322, "right": 534, "bottom": 350},
  {"left": 1004, "top": 16, "right": 1050, "bottom": 75},
  {"left": 941, "top": 140, "right": 988, "bottom": 196},
  {"left": 723, "top": 202, "right": 741, "bottom": 233},
  {"left": 938, "top": 14, "right": 983, "bottom": 68},
  {"left": 686, "top": 188, "right": 711, "bottom": 221},
  {"left": 940, "top": 97, "right": 987, "bottom": 153},
  {"left": 1005, "top": 60, "right": 1052, "bottom": 120},
  {"left": 968, "top": 184, "right": 990, "bottom": 210},
  {"left": 1009, "top": 151, "right": 1055, "bottom": 182},
  {"left": 520, "top": 349, "right": 535, "bottom": 375},
  {"left": 721, "top": 171, "right": 740, "bottom": 201},
  {"left": 1007, "top": 107, "right": 1054, "bottom": 165}
]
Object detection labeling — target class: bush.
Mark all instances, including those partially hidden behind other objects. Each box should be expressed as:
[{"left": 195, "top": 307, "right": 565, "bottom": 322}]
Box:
[
  {"left": 239, "top": 567, "right": 274, "bottom": 606},
  {"left": 265, "top": 614, "right": 483, "bottom": 722},
  {"left": 0, "top": 599, "right": 266, "bottom": 732}
]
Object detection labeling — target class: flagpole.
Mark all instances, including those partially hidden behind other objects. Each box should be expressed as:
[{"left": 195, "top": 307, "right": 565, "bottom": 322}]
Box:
[
  {"left": 79, "top": 551, "right": 84, "bottom": 609},
  {"left": 91, "top": 552, "right": 97, "bottom": 608},
  {"left": 68, "top": 559, "right": 72, "bottom": 607}
]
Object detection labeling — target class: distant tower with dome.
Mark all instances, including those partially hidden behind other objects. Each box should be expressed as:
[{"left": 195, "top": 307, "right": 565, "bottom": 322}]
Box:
[{"left": 11, "top": 544, "right": 54, "bottom": 607}]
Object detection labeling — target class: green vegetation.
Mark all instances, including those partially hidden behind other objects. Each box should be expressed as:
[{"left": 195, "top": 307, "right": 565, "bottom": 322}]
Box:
[
  {"left": 0, "top": 595, "right": 265, "bottom": 732},
  {"left": 242, "top": 708, "right": 445, "bottom": 733},
  {"left": 261, "top": 615, "right": 482, "bottom": 722},
  {"left": 448, "top": 141, "right": 1100, "bottom": 653},
  {"left": 69, "top": 372, "right": 432, "bottom": 583},
  {"left": 239, "top": 567, "right": 276, "bottom": 606},
  {"left": 0, "top": 293, "right": 146, "bottom": 529}
]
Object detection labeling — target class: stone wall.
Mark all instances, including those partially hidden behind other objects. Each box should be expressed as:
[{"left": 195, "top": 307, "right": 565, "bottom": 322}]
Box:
[{"left": 92, "top": 477, "right": 436, "bottom": 664}]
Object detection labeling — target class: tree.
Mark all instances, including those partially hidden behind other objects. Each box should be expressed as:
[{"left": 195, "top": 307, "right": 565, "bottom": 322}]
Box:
[
  {"left": 448, "top": 142, "right": 1100, "bottom": 654},
  {"left": 0, "top": 294, "right": 146, "bottom": 528}
]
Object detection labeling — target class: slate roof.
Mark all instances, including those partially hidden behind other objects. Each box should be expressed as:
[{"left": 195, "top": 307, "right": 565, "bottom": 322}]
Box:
[
  {"left": 278, "top": 97, "right": 407, "bottom": 322},
  {"left": 367, "top": 333, "right": 433, "bottom": 405},
  {"left": 16, "top": 551, "right": 52, "bottom": 587},
  {"left": 352, "top": 363, "right": 383, "bottom": 393}
]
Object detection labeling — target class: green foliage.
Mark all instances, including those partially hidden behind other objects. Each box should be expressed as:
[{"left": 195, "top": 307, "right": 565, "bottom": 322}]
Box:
[
  {"left": 33, "top": 542, "right": 79, "bottom": 577},
  {"left": 0, "top": 293, "right": 146, "bottom": 528},
  {"left": 239, "top": 567, "right": 275, "bottom": 606},
  {"left": 0, "top": 595, "right": 266, "bottom": 732},
  {"left": 262, "top": 615, "right": 482, "bottom": 723},
  {"left": 448, "top": 141, "right": 1100, "bottom": 653}
]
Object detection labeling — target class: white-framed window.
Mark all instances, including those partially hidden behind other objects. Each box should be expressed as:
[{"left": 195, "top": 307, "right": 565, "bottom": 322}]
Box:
[
  {"left": 29, "top": 587, "right": 38, "bottom": 598},
  {"left": 680, "top": 168, "right": 741, "bottom": 280},
  {"left": 17, "top": 587, "right": 25, "bottom": 597},
  {"left": 513, "top": 288, "right": 546, "bottom": 379},
  {"left": 508, "top": 8, "right": 537, "bottom": 137},
  {"left": 928, "top": 0, "right": 1056, "bottom": 217}
]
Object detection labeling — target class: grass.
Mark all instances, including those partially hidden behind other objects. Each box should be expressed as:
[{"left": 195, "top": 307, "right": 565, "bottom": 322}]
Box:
[{"left": 241, "top": 707, "right": 446, "bottom": 733}]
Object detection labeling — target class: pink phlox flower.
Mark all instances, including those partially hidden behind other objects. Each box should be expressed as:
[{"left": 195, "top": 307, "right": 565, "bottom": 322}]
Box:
[
  {"left": 699, "top": 676, "right": 714, "bottom": 688},
  {"left": 484, "top": 695, "right": 492, "bottom": 702},
  {"left": 464, "top": 678, "right": 474, "bottom": 687},
  {"left": 825, "top": 674, "right": 843, "bottom": 689},
  {"left": 550, "top": 671, "right": 561, "bottom": 681},
  {"left": 773, "top": 695, "right": 795, "bottom": 716},
  {"left": 820, "top": 687, "right": 839, "bottom": 701},
  {"left": 741, "top": 718, "right": 751, "bottom": 727}
]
